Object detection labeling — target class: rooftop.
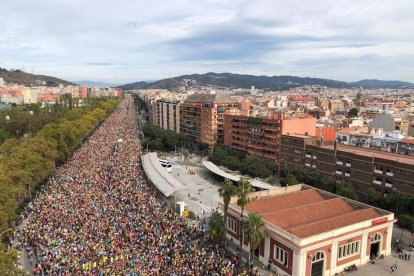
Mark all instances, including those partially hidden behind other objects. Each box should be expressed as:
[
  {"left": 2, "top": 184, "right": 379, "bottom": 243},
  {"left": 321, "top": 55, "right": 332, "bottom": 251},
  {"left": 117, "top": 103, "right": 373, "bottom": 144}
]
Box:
[
  {"left": 400, "top": 138, "right": 414, "bottom": 144},
  {"left": 184, "top": 93, "right": 235, "bottom": 103},
  {"left": 323, "top": 144, "right": 414, "bottom": 165},
  {"left": 243, "top": 186, "right": 387, "bottom": 239}
]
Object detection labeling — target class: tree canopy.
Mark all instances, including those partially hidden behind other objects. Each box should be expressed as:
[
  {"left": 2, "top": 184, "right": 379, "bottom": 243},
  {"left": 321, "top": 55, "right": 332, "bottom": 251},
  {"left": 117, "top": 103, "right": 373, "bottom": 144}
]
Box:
[{"left": 0, "top": 99, "right": 119, "bottom": 238}]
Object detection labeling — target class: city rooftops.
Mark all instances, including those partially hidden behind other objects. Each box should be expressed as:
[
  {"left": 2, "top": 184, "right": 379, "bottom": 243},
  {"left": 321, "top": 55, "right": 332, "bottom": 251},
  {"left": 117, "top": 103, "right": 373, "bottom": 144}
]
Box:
[
  {"left": 323, "top": 144, "right": 414, "bottom": 165},
  {"left": 184, "top": 93, "right": 234, "bottom": 103},
  {"left": 399, "top": 138, "right": 414, "bottom": 145},
  {"left": 236, "top": 185, "right": 391, "bottom": 239}
]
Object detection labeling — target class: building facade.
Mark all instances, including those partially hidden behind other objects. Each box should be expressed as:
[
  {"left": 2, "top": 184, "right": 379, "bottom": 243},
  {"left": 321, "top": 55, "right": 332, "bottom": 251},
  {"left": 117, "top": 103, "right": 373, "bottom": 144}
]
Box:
[
  {"left": 223, "top": 113, "right": 283, "bottom": 164},
  {"left": 179, "top": 94, "right": 238, "bottom": 148},
  {"left": 280, "top": 134, "right": 414, "bottom": 197},
  {"left": 223, "top": 113, "right": 316, "bottom": 166},
  {"left": 225, "top": 185, "right": 395, "bottom": 276},
  {"left": 156, "top": 98, "right": 180, "bottom": 133}
]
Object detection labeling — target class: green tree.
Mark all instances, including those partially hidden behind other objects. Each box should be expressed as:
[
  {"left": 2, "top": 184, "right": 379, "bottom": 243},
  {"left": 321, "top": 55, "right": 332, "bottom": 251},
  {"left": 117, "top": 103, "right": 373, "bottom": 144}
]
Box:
[
  {"left": 223, "top": 155, "right": 242, "bottom": 171},
  {"left": 208, "top": 145, "right": 227, "bottom": 166},
  {"left": 0, "top": 244, "right": 24, "bottom": 275},
  {"left": 236, "top": 178, "right": 253, "bottom": 265},
  {"left": 281, "top": 174, "right": 299, "bottom": 187},
  {"left": 397, "top": 214, "right": 414, "bottom": 232},
  {"left": 367, "top": 188, "right": 381, "bottom": 205},
  {"left": 208, "top": 211, "right": 226, "bottom": 244},
  {"left": 320, "top": 176, "right": 337, "bottom": 193},
  {"left": 182, "top": 149, "right": 190, "bottom": 161},
  {"left": 36, "top": 124, "right": 70, "bottom": 163},
  {"left": 218, "top": 178, "right": 236, "bottom": 249},
  {"left": 336, "top": 180, "right": 358, "bottom": 200},
  {"left": 0, "top": 125, "right": 7, "bottom": 145},
  {"left": 243, "top": 212, "right": 265, "bottom": 269}
]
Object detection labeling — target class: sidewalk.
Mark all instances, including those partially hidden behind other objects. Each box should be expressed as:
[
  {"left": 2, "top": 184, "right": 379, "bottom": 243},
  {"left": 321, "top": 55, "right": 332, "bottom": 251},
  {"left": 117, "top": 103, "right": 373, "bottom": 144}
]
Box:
[{"left": 225, "top": 238, "right": 276, "bottom": 276}]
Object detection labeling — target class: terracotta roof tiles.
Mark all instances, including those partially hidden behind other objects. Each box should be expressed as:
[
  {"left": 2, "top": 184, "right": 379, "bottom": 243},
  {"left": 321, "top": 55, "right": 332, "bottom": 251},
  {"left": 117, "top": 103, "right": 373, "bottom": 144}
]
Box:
[{"left": 244, "top": 188, "right": 382, "bottom": 238}]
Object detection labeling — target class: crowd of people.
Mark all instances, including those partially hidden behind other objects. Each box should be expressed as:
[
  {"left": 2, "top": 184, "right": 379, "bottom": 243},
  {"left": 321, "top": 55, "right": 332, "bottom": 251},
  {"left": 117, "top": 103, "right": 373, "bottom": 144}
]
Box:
[{"left": 21, "top": 97, "right": 237, "bottom": 275}]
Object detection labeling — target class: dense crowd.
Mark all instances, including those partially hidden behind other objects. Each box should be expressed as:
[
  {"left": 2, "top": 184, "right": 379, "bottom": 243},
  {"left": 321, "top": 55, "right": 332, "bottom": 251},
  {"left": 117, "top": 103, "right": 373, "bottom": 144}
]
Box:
[{"left": 21, "top": 97, "right": 237, "bottom": 275}]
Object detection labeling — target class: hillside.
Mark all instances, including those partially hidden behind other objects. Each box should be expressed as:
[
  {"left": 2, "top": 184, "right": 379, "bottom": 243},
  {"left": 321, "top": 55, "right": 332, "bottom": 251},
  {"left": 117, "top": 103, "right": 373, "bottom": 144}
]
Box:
[
  {"left": 0, "top": 68, "right": 75, "bottom": 86},
  {"left": 119, "top": 72, "right": 414, "bottom": 91},
  {"left": 75, "top": 80, "right": 120, "bottom": 88}
]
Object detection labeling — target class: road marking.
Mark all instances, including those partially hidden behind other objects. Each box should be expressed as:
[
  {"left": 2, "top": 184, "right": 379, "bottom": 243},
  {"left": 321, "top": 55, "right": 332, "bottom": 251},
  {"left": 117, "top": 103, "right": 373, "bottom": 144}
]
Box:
[{"left": 200, "top": 204, "right": 214, "bottom": 213}]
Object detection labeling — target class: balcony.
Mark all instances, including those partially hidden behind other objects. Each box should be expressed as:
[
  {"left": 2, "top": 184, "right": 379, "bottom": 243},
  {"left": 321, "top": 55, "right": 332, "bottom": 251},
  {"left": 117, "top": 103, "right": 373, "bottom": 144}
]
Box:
[
  {"left": 345, "top": 173, "right": 350, "bottom": 177},
  {"left": 312, "top": 164, "right": 316, "bottom": 168},
  {"left": 345, "top": 163, "right": 351, "bottom": 167},
  {"left": 386, "top": 172, "right": 394, "bottom": 177},
  {"left": 373, "top": 180, "right": 382, "bottom": 185},
  {"left": 306, "top": 154, "right": 312, "bottom": 158},
  {"left": 385, "top": 183, "right": 393, "bottom": 188},
  {"left": 305, "top": 163, "right": 311, "bottom": 167},
  {"left": 313, "top": 156, "right": 317, "bottom": 159},
  {"left": 336, "top": 171, "right": 342, "bottom": 175},
  {"left": 374, "top": 169, "right": 383, "bottom": 174},
  {"left": 336, "top": 161, "right": 343, "bottom": 165}
]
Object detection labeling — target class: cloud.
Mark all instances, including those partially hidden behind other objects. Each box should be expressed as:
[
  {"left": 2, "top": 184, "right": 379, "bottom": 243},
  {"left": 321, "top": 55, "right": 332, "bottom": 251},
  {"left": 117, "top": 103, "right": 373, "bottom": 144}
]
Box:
[
  {"left": 0, "top": 0, "right": 414, "bottom": 83},
  {"left": 85, "top": 62, "right": 118, "bottom": 66}
]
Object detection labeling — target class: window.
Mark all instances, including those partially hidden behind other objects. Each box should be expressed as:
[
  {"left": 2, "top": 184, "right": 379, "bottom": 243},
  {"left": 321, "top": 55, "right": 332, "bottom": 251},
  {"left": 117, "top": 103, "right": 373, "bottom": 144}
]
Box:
[
  {"left": 274, "top": 246, "right": 289, "bottom": 267},
  {"left": 338, "top": 241, "right": 360, "bottom": 259},
  {"left": 372, "top": 233, "right": 381, "bottom": 242},
  {"left": 312, "top": 251, "right": 325, "bottom": 262},
  {"left": 227, "top": 217, "right": 237, "bottom": 233}
]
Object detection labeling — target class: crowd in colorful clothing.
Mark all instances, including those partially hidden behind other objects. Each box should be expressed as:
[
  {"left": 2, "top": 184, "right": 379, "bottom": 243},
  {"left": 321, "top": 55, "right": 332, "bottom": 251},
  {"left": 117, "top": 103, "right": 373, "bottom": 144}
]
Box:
[{"left": 21, "top": 97, "right": 237, "bottom": 275}]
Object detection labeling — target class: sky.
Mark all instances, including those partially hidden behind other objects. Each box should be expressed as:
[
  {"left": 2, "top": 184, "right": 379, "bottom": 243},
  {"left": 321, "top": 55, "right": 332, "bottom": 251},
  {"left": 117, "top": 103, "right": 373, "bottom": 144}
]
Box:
[{"left": 1, "top": 0, "right": 414, "bottom": 84}]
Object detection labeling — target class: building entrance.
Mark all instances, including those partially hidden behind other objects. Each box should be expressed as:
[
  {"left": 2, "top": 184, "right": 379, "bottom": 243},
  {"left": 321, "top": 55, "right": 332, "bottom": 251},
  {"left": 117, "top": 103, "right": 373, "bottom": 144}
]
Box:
[
  {"left": 370, "top": 233, "right": 382, "bottom": 258},
  {"left": 311, "top": 251, "right": 324, "bottom": 276}
]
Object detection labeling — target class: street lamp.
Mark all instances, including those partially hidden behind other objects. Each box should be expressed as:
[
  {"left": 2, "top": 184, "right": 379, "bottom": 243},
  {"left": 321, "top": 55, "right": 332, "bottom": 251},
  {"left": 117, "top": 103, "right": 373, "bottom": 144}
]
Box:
[{"left": 0, "top": 228, "right": 14, "bottom": 241}]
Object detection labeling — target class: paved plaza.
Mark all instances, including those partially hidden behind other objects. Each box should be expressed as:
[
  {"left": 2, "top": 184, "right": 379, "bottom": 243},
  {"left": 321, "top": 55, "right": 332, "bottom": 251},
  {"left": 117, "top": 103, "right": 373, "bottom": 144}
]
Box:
[{"left": 354, "top": 253, "right": 414, "bottom": 276}]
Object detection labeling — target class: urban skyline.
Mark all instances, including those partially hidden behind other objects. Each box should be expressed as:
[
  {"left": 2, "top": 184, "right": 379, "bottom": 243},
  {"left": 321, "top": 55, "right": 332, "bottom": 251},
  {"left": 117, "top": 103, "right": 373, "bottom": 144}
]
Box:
[{"left": 1, "top": 0, "right": 414, "bottom": 83}]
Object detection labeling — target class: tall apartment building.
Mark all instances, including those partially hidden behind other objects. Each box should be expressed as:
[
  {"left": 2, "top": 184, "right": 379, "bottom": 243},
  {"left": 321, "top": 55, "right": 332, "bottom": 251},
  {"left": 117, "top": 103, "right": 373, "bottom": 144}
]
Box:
[
  {"left": 223, "top": 112, "right": 316, "bottom": 166},
  {"left": 280, "top": 134, "right": 414, "bottom": 197},
  {"left": 180, "top": 94, "right": 238, "bottom": 149},
  {"left": 156, "top": 98, "right": 180, "bottom": 133}
]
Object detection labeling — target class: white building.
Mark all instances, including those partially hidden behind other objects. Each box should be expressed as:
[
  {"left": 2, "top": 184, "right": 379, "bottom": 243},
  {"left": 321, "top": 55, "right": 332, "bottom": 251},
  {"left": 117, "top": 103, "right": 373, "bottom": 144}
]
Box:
[{"left": 225, "top": 185, "right": 394, "bottom": 276}]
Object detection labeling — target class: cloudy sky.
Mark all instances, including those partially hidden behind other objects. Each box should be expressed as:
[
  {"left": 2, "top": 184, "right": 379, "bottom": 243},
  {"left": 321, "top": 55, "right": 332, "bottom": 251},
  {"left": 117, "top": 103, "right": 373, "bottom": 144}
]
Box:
[{"left": 1, "top": 0, "right": 414, "bottom": 84}]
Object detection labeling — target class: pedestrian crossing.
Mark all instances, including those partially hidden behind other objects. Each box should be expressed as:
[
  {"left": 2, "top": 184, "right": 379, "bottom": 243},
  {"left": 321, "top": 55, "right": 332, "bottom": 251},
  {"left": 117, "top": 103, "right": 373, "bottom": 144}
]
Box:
[
  {"left": 200, "top": 204, "right": 215, "bottom": 214},
  {"left": 172, "top": 164, "right": 181, "bottom": 169}
]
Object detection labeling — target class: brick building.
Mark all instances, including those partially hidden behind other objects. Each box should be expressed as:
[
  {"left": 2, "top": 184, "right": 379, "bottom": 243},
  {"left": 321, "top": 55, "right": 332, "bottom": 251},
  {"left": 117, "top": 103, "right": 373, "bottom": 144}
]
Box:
[
  {"left": 223, "top": 113, "right": 316, "bottom": 166},
  {"left": 225, "top": 185, "right": 394, "bottom": 276},
  {"left": 179, "top": 94, "right": 238, "bottom": 148},
  {"left": 280, "top": 134, "right": 414, "bottom": 197}
]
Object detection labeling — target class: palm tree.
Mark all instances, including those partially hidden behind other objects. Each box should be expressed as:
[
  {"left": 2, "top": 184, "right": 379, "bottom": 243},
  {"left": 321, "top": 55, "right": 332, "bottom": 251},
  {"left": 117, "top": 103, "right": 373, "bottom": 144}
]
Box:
[
  {"left": 208, "top": 211, "right": 225, "bottom": 244},
  {"left": 237, "top": 177, "right": 252, "bottom": 265},
  {"left": 244, "top": 212, "right": 265, "bottom": 270},
  {"left": 218, "top": 178, "right": 236, "bottom": 249}
]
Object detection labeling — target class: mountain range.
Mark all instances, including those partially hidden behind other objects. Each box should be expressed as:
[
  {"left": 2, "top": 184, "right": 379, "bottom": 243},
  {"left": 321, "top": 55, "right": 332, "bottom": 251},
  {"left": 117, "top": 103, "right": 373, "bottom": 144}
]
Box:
[
  {"left": 118, "top": 72, "right": 414, "bottom": 91},
  {"left": 75, "top": 80, "right": 120, "bottom": 88},
  {"left": 0, "top": 68, "right": 75, "bottom": 86}
]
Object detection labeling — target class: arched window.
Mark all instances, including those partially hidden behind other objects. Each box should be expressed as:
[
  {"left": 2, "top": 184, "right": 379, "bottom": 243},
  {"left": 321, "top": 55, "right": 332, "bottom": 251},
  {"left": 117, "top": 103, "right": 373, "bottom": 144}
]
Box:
[
  {"left": 372, "top": 233, "right": 381, "bottom": 242},
  {"left": 312, "top": 251, "right": 325, "bottom": 263}
]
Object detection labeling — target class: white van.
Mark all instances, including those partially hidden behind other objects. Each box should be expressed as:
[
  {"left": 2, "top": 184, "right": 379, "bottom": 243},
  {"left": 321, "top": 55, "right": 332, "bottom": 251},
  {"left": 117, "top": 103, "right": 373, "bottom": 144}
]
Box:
[{"left": 158, "top": 159, "right": 172, "bottom": 173}]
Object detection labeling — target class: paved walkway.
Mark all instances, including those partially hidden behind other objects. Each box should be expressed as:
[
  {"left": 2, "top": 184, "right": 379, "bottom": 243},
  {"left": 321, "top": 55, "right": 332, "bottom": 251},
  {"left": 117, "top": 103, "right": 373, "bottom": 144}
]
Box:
[{"left": 354, "top": 252, "right": 414, "bottom": 275}]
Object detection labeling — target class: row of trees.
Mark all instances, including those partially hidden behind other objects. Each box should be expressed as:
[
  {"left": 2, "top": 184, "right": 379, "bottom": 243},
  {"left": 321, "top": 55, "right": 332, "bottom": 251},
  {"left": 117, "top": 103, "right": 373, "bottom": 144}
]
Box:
[
  {"left": 209, "top": 178, "right": 265, "bottom": 270},
  {"left": 281, "top": 168, "right": 414, "bottom": 232},
  {"left": 0, "top": 99, "right": 119, "bottom": 237},
  {"left": 0, "top": 95, "right": 112, "bottom": 144},
  {"left": 209, "top": 145, "right": 276, "bottom": 179},
  {"left": 140, "top": 125, "right": 183, "bottom": 152},
  {"left": 281, "top": 169, "right": 359, "bottom": 199}
]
